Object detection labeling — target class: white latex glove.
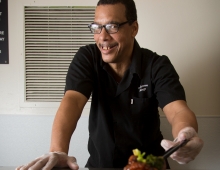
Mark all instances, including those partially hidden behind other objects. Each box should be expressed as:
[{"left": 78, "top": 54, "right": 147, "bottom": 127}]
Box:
[
  {"left": 16, "top": 151, "right": 79, "bottom": 170},
  {"left": 161, "top": 127, "right": 204, "bottom": 164}
]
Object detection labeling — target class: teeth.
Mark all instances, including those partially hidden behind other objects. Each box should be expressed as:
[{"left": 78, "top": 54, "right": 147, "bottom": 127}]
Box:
[{"left": 102, "top": 46, "right": 110, "bottom": 50}]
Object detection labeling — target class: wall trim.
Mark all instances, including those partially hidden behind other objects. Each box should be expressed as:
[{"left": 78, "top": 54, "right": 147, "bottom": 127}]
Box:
[{"left": 160, "top": 115, "right": 220, "bottom": 118}]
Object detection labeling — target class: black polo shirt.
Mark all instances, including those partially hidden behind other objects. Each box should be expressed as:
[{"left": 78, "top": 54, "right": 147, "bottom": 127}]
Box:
[{"left": 65, "top": 40, "right": 186, "bottom": 168}]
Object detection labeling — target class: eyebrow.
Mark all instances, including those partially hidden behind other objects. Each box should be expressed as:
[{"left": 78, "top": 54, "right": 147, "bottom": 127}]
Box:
[{"left": 92, "top": 21, "right": 120, "bottom": 25}]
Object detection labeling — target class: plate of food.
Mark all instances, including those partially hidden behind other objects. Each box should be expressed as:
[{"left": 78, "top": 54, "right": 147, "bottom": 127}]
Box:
[{"left": 123, "top": 139, "right": 189, "bottom": 170}]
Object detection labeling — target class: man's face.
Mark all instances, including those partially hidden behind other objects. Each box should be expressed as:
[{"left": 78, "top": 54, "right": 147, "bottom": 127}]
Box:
[{"left": 94, "top": 3, "right": 138, "bottom": 64}]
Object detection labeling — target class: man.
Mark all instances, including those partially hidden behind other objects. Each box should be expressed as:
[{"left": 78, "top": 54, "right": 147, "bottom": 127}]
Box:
[{"left": 17, "top": 0, "right": 203, "bottom": 169}]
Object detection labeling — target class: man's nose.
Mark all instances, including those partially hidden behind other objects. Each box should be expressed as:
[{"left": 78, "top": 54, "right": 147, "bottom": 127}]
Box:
[{"left": 99, "top": 27, "right": 111, "bottom": 39}]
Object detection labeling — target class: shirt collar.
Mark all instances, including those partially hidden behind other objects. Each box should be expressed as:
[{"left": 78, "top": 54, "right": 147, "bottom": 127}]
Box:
[{"left": 129, "top": 39, "right": 142, "bottom": 79}]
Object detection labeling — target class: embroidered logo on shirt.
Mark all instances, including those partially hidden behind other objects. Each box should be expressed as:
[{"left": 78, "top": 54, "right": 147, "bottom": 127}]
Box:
[{"left": 138, "top": 84, "right": 148, "bottom": 92}]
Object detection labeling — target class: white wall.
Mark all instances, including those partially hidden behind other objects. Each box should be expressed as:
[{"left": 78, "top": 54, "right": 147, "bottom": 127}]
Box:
[
  {"left": 0, "top": 0, "right": 220, "bottom": 169},
  {"left": 135, "top": 0, "right": 220, "bottom": 117}
]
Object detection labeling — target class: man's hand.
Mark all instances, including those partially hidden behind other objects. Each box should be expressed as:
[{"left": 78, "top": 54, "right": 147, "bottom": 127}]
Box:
[
  {"left": 161, "top": 127, "right": 204, "bottom": 164},
  {"left": 16, "top": 152, "right": 79, "bottom": 170}
]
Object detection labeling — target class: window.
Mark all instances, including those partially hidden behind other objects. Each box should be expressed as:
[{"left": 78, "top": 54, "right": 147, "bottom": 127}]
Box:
[{"left": 24, "top": 6, "right": 95, "bottom": 102}]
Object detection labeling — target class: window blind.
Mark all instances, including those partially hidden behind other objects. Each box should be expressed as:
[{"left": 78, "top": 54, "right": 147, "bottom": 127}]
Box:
[{"left": 24, "top": 6, "right": 95, "bottom": 102}]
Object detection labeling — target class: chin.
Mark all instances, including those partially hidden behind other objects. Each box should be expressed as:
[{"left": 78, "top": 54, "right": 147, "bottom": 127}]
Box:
[{"left": 101, "top": 56, "right": 116, "bottom": 63}]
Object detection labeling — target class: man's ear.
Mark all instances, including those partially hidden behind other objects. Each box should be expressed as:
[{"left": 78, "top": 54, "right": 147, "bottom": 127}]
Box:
[{"left": 131, "top": 21, "right": 139, "bottom": 37}]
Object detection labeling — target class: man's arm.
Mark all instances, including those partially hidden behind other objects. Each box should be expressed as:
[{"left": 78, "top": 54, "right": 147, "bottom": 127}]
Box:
[
  {"left": 16, "top": 90, "right": 88, "bottom": 170},
  {"left": 161, "top": 100, "right": 203, "bottom": 164},
  {"left": 163, "top": 100, "right": 198, "bottom": 138},
  {"left": 50, "top": 90, "right": 88, "bottom": 153}
]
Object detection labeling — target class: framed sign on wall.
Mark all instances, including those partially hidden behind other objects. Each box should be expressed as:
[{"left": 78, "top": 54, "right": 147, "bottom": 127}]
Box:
[{"left": 0, "top": 0, "right": 9, "bottom": 64}]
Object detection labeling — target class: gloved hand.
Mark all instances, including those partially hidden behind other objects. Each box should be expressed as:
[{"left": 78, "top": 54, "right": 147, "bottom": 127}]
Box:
[
  {"left": 161, "top": 127, "right": 204, "bottom": 164},
  {"left": 16, "top": 151, "right": 79, "bottom": 170}
]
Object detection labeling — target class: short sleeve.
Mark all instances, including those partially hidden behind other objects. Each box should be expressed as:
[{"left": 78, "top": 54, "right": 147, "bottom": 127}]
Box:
[
  {"left": 65, "top": 46, "right": 94, "bottom": 99},
  {"left": 152, "top": 55, "right": 186, "bottom": 109}
]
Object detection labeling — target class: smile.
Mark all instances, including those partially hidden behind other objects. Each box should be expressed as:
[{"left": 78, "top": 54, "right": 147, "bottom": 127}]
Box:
[
  {"left": 100, "top": 44, "right": 117, "bottom": 50},
  {"left": 102, "top": 46, "right": 111, "bottom": 50}
]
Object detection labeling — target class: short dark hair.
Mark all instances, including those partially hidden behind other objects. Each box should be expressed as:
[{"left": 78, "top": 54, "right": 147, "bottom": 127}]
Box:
[{"left": 97, "top": 0, "right": 137, "bottom": 24}]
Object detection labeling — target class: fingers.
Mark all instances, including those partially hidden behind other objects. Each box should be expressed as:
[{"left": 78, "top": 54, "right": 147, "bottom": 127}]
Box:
[
  {"left": 170, "top": 136, "right": 204, "bottom": 164},
  {"left": 20, "top": 156, "right": 49, "bottom": 170},
  {"left": 15, "top": 165, "right": 24, "bottom": 170},
  {"left": 42, "top": 154, "right": 58, "bottom": 170},
  {"left": 16, "top": 152, "right": 79, "bottom": 170},
  {"left": 161, "top": 126, "right": 204, "bottom": 165},
  {"left": 67, "top": 157, "right": 79, "bottom": 170},
  {"left": 161, "top": 139, "right": 176, "bottom": 151},
  {"left": 170, "top": 144, "right": 196, "bottom": 164},
  {"left": 177, "top": 127, "right": 197, "bottom": 141},
  {"left": 16, "top": 158, "right": 41, "bottom": 170}
]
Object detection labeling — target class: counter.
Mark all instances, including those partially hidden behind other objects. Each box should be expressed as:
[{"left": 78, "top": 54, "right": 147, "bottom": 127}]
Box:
[{"left": 0, "top": 167, "right": 208, "bottom": 170}]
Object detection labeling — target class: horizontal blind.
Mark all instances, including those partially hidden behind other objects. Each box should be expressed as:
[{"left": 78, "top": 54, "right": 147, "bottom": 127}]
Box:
[{"left": 25, "top": 6, "right": 95, "bottom": 102}]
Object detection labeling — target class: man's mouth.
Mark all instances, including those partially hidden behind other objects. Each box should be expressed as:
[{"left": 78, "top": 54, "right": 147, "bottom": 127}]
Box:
[
  {"left": 100, "top": 44, "right": 117, "bottom": 50},
  {"left": 102, "top": 46, "right": 110, "bottom": 50}
]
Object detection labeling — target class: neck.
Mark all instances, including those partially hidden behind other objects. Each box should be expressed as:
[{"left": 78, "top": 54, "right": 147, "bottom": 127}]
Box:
[
  {"left": 108, "top": 59, "right": 131, "bottom": 83},
  {"left": 108, "top": 39, "right": 135, "bottom": 83}
]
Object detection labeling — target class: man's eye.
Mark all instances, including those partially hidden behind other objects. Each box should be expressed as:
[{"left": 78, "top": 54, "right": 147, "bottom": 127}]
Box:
[
  {"left": 92, "top": 24, "right": 101, "bottom": 29},
  {"left": 107, "top": 24, "right": 118, "bottom": 29}
]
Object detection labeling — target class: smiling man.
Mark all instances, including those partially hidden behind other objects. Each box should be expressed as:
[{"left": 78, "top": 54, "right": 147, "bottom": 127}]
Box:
[
  {"left": 17, "top": 0, "right": 203, "bottom": 170},
  {"left": 90, "top": 2, "right": 138, "bottom": 84}
]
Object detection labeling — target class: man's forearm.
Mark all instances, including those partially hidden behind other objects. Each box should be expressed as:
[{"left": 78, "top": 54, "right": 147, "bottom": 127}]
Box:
[
  {"left": 163, "top": 100, "right": 198, "bottom": 139},
  {"left": 171, "top": 108, "right": 198, "bottom": 138},
  {"left": 49, "top": 90, "right": 88, "bottom": 153}
]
